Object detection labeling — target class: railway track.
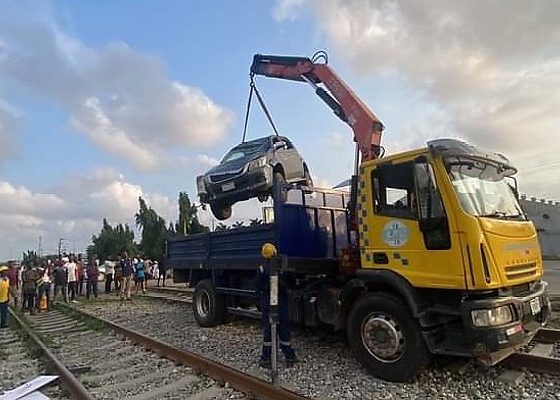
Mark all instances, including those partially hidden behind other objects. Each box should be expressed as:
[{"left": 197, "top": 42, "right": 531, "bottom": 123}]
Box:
[
  {"left": 501, "top": 327, "right": 560, "bottom": 376},
  {"left": 9, "top": 304, "right": 307, "bottom": 400},
  {"left": 146, "top": 286, "right": 560, "bottom": 379},
  {"left": 1, "top": 312, "right": 65, "bottom": 399}
]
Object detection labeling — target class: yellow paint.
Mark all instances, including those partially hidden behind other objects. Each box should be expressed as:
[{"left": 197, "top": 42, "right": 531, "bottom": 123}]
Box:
[{"left": 359, "top": 147, "right": 543, "bottom": 291}]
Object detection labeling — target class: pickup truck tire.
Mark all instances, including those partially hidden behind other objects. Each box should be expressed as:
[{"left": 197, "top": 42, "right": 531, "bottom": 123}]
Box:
[
  {"left": 347, "top": 292, "right": 430, "bottom": 382},
  {"left": 210, "top": 202, "right": 232, "bottom": 220},
  {"left": 273, "top": 172, "right": 287, "bottom": 203},
  {"left": 193, "top": 279, "right": 226, "bottom": 327}
]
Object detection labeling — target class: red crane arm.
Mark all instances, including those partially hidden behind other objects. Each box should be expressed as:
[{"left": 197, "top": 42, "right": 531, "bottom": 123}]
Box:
[{"left": 250, "top": 54, "right": 384, "bottom": 162}]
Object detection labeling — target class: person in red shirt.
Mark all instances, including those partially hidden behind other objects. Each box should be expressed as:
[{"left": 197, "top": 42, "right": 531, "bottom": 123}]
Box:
[{"left": 7, "top": 261, "right": 19, "bottom": 308}]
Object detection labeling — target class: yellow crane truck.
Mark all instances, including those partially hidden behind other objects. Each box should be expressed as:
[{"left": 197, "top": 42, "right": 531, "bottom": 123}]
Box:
[{"left": 167, "top": 53, "right": 550, "bottom": 382}]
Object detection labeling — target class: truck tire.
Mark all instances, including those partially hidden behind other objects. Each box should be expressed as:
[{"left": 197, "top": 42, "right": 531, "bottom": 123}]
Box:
[
  {"left": 347, "top": 292, "right": 430, "bottom": 382},
  {"left": 193, "top": 280, "right": 226, "bottom": 327},
  {"left": 210, "top": 201, "right": 232, "bottom": 220}
]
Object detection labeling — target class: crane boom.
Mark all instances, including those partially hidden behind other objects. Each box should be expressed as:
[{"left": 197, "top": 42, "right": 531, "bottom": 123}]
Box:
[{"left": 250, "top": 54, "right": 384, "bottom": 162}]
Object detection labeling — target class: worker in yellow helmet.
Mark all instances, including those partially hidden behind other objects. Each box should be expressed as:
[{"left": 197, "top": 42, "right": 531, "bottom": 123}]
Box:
[
  {"left": 0, "top": 265, "right": 10, "bottom": 328},
  {"left": 256, "top": 243, "right": 297, "bottom": 368}
]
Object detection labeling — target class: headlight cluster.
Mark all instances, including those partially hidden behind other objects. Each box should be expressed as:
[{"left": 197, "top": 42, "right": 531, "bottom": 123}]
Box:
[
  {"left": 196, "top": 176, "right": 207, "bottom": 193},
  {"left": 248, "top": 156, "right": 267, "bottom": 170},
  {"left": 471, "top": 305, "right": 513, "bottom": 327}
]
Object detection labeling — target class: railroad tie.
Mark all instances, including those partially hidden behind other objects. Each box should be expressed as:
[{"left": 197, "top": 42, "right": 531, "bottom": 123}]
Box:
[{"left": 122, "top": 374, "right": 200, "bottom": 400}]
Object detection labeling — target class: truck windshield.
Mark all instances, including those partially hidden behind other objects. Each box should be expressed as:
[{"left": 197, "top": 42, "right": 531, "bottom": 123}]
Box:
[{"left": 446, "top": 157, "right": 526, "bottom": 220}]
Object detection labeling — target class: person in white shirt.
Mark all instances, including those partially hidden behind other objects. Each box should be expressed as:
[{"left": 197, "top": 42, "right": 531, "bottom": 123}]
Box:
[{"left": 66, "top": 255, "right": 78, "bottom": 302}]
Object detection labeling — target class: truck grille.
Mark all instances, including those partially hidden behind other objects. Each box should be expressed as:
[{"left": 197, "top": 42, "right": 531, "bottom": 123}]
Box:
[
  {"left": 210, "top": 172, "right": 239, "bottom": 183},
  {"left": 505, "top": 262, "right": 538, "bottom": 280}
]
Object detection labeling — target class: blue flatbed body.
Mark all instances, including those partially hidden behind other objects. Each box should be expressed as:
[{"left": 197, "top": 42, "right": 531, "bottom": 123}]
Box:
[{"left": 166, "top": 188, "right": 351, "bottom": 277}]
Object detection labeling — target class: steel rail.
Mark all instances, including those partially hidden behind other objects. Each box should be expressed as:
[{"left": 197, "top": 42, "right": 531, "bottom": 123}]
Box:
[
  {"left": 65, "top": 306, "right": 308, "bottom": 400},
  {"left": 534, "top": 327, "right": 560, "bottom": 343},
  {"left": 8, "top": 308, "right": 95, "bottom": 400},
  {"left": 502, "top": 352, "right": 560, "bottom": 375}
]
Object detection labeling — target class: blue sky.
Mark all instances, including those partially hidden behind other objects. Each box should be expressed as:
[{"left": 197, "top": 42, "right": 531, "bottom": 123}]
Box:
[{"left": 1, "top": 0, "right": 559, "bottom": 259}]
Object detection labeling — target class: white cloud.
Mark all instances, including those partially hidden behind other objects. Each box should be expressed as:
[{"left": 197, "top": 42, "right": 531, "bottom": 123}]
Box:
[
  {"left": 196, "top": 154, "right": 219, "bottom": 168},
  {"left": 274, "top": 0, "right": 560, "bottom": 198},
  {"left": 0, "top": 5, "right": 233, "bottom": 170},
  {"left": 0, "top": 169, "right": 176, "bottom": 260}
]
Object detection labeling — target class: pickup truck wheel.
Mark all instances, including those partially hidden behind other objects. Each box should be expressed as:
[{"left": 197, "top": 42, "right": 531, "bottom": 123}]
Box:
[
  {"left": 210, "top": 202, "right": 232, "bottom": 220},
  {"left": 193, "top": 279, "right": 226, "bottom": 327},
  {"left": 347, "top": 292, "right": 430, "bottom": 382},
  {"left": 303, "top": 165, "right": 313, "bottom": 187},
  {"left": 273, "top": 172, "right": 287, "bottom": 203}
]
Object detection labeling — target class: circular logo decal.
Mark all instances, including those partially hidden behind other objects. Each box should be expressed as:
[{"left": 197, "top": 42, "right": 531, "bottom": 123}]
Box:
[{"left": 382, "top": 220, "right": 409, "bottom": 247}]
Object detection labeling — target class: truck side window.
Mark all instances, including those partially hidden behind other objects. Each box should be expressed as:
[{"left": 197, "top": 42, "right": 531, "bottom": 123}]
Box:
[
  {"left": 372, "top": 162, "right": 416, "bottom": 220},
  {"left": 414, "top": 159, "right": 451, "bottom": 250}
]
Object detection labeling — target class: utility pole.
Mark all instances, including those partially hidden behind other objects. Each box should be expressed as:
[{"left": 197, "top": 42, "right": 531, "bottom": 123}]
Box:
[
  {"left": 38, "top": 236, "right": 43, "bottom": 258},
  {"left": 58, "top": 237, "right": 65, "bottom": 257}
]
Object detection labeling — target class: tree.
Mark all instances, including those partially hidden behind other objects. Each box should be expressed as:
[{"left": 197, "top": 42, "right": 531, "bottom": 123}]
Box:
[
  {"left": 215, "top": 223, "right": 230, "bottom": 231},
  {"left": 135, "top": 197, "right": 168, "bottom": 262},
  {"left": 175, "top": 192, "right": 209, "bottom": 235},
  {"left": 22, "top": 250, "right": 38, "bottom": 267},
  {"left": 90, "top": 219, "right": 136, "bottom": 261}
]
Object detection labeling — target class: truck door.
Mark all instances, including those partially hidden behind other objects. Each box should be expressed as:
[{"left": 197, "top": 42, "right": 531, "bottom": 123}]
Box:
[{"left": 362, "top": 157, "right": 465, "bottom": 289}]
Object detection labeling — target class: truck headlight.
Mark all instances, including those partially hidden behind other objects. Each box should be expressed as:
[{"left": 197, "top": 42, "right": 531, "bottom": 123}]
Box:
[
  {"left": 471, "top": 305, "right": 513, "bottom": 327},
  {"left": 248, "top": 157, "right": 267, "bottom": 171}
]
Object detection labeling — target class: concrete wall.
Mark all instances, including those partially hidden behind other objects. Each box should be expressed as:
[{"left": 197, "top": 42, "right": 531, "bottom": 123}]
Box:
[{"left": 520, "top": 196, "right": 560, "bottom": 259}]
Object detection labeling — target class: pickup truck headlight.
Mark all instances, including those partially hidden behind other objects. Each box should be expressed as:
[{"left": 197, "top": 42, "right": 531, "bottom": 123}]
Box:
[
  {"left": 196, "top": 175, "right": 207, "bottom": 194},
  {"left": 248, "top": 156, "right": 267, "bottom": 171},
  {"left": 471, "top": 305, "right": 513, "bottom": 327}
]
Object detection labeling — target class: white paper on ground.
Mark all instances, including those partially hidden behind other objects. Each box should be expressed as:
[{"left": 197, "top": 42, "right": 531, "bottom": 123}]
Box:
[{"left": 0, "top": 375, "right": 58, "bottom": 400}]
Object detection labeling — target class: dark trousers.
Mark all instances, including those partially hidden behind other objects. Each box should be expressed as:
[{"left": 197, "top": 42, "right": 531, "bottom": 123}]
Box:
[
  {"left": 260, "top": 296, "right": 295, "bottom": 361},
  {"left": 0, "top": 301, "right": 8, "bottom": 328},
  {"left": 68, "top": 282, "right": 77, "bottom": 301},
  {"left": 78, "top": 277, "right": 85, "bottom": 295},
  {"left": 114, "top": 276, "right": 122, "bottom": 292},
  {"left": 87, "top": 280, "right": 98, "bottom": 299},
  {"left": 105, "top": 273, "right": 113, "bottom": 293},
  {"left": 24, "top": 290, "right": 35, "bottom": 312},
  {"left": 54, "top": 283, "right": 68, "bottom": 302},
  {"left": 157, "top": 271, "right": 166, "bottom": 287}
]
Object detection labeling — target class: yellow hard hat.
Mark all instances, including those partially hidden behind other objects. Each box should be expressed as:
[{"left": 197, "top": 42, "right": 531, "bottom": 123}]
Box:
[
  {"left": 261, "top": 243, "right": 277, "bottom": 259},
  {"left": 0, "top": 266, "right": 8, "bottom": 273}
]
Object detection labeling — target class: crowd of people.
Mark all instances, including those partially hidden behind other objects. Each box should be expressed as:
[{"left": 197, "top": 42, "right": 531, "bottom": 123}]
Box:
[{"left": 0, "top": 252, "right": 167, "bottom": 325}]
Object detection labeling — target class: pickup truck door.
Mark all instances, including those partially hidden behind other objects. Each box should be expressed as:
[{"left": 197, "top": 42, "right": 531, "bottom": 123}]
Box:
[{"left": 273, "top": 139, "right": 304, "bottom": 180}]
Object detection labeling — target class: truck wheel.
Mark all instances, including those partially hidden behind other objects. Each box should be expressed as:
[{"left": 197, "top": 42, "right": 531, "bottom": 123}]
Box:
[
  {"left": 210, "top": 202, "right": 232, "bottom": 220},
  {"left": 193, "top": 280, "right": 226, "bottom": 327},
  {"left": 347, "top": 292, "right": 430, "bottom": 382}
]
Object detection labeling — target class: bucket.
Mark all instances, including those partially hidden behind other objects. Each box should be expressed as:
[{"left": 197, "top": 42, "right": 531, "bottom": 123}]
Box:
[{"left": 39, "top": 293, "right": 48, "bottom": 311}]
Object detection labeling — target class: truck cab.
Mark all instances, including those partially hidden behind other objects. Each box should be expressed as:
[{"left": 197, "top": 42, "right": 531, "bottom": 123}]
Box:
[{"left": 350, "top": 138, "right": 549, "bottom": 379}]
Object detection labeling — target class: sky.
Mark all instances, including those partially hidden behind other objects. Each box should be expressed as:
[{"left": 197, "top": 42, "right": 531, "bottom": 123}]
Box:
[{"left": 1, "top": 0, "right": 559, "bottom": 259}]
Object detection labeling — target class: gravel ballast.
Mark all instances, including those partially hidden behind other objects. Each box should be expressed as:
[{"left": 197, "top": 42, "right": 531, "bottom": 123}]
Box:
[{"left": 75, "top": 295, "right": 560, "bottom": 400}]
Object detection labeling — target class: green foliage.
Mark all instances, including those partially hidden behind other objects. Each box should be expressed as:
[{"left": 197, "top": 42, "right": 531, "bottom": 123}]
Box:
[
  {"left": 90, "top": 219, "right": 136, "bottom": 261},
  {"left": 215, "top": 223, "right": 230, "bottom": 231},
  {"left": 175, "top": 192, "right": 209, "bottom": 235},
  {"left": 135, "top": 197, "right": 168, "bottom": 262},
  {"left": 22, "top": 250, "right": 38, "bottom": 266}
]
